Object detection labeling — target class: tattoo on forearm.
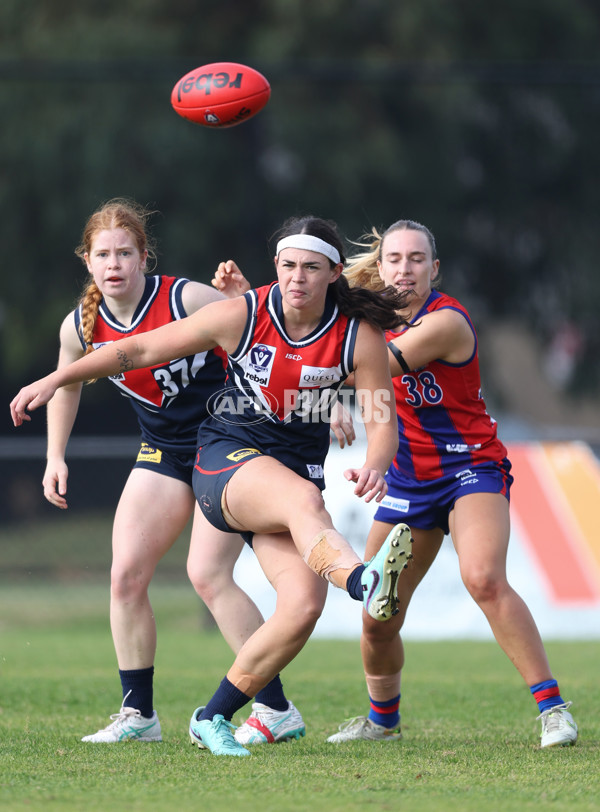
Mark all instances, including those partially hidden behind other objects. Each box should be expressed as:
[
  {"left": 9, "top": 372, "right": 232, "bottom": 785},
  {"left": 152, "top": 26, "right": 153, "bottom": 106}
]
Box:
[{"left": 116, "top": 348, "right": 134, "bottom": 372}]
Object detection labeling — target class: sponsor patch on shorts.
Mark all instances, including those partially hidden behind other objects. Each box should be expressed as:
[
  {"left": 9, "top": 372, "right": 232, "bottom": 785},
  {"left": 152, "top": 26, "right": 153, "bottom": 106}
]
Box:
[
  {"left": 379, "top": 494, "right": 410, "bottom": 513},
  {"left": 226, "top": 447, "right": 262, "bottom": 462},
  {"left": 137, "top": 443, "right": 162, "bottom": 464},
  {"left": 306, "top": 463, "right": 324, "bottom": 479},
  {"left": 455, "top": 468, "right": 479, "bottom": 485}
]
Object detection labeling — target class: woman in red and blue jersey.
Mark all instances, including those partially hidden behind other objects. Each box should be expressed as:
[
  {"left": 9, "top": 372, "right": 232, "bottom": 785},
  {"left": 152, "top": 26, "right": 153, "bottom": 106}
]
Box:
[{"left": 327, "top": 220, "right": 577, "bottom": 749}]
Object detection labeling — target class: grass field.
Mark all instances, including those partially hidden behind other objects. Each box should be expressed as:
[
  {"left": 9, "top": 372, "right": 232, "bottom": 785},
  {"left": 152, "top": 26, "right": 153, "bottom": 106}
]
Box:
[
  {"left": 1, "top": 582, "right": 598, "bottom": 812},
  {"left": 1, "top": 515, "right": 599, "bottom": 812}
]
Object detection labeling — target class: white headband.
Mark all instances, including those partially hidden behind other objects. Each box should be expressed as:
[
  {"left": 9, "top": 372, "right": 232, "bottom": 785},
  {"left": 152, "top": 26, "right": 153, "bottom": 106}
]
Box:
[{"left": 276, "top": 234, "right": 341, "bottom": 264}]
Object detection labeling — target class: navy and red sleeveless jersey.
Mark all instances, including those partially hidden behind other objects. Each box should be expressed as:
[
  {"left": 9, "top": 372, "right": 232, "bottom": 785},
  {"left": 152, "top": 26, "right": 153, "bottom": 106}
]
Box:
[
  {"left": 201, "top": 282, "right": 359, "bottom": 478},
  {"left": 74, "top": 275, "right": 227, "bottom": 454},
  {"left": 388, "top": 290, "right": 507, "bottom": 481}
]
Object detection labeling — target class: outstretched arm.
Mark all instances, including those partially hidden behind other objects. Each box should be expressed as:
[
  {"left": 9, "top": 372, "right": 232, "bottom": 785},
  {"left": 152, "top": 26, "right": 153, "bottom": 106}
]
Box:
[{"left": 10, "top": 296, "right": 248, "bottom": 426}]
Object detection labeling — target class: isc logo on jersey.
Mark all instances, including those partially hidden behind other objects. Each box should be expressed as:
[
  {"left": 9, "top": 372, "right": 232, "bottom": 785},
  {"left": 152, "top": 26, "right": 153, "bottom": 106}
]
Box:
[
  {"left": 245, "top": 343, "right": 276, "bottom": 385},
  {"left": 298, "top": 365, "right": 342, "bottom": 387}
]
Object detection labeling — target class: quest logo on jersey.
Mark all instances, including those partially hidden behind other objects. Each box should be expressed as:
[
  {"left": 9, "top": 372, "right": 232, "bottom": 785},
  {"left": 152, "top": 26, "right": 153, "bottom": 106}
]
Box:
[
  {"left": 245, "top": 343, "right": 276, "bottom": 386},
  {"left": 298, "top": 365, "right": 342, "bottom": 388}
]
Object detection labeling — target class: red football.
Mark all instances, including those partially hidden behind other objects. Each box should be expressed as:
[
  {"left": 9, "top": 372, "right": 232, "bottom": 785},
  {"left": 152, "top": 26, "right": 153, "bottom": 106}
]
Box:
[{"left": 171, "top": 62, "right": 270, "bottom": 128}]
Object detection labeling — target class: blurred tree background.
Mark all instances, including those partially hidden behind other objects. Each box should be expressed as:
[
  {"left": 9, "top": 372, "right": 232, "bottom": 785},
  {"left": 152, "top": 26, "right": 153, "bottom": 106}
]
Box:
[{"left": 2, "top": 0, "right": 599, "bottom": 446}]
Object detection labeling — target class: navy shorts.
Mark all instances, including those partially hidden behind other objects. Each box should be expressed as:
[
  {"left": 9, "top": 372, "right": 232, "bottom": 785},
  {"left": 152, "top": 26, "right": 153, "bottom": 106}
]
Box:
[
  {"left": 133, "top": 441, "right": 195, "bottom": 485},
  {"left": 192, "top": 440, "right": 266, "bottom": 542},
  {"left": 373, "top": 458, "right": 513, "bottom": 535}
]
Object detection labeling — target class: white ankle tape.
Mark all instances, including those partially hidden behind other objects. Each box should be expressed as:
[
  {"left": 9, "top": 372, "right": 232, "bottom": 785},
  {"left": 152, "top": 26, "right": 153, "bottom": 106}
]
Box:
[{"left": 365, "top": 671, "right": 402, "bottom": 701}]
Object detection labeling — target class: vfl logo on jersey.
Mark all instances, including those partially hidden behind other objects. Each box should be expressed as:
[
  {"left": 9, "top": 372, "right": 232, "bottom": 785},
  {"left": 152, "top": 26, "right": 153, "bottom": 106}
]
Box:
[
  {"left": 298, "top": 365, "right": 341, "bottom": 388},
  {"left": 306, "top": 464, "right": 324, "bottom": 480},
  {"left": 245, "top": 343, "right": 276, "bottom": 386},
  {"left": 379, "top": 494, "right": 410, "bottom": 514},
  {"left": 226, "top": 447, "right": 262, "bottom": 462},
  {"left": 455, "top": 468, "right": 479, "bottom": 485}
]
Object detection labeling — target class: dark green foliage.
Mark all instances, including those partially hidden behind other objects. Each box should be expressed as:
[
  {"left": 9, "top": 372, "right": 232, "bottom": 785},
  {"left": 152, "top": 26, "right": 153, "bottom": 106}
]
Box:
[{"left": 2, "top": 1, "right": 600, "bottom": 413}]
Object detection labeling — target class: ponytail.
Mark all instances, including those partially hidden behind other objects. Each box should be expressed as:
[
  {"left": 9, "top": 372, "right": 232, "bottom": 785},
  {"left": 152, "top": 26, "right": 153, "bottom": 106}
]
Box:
[{"left": 329, "top": 274, "right": 409, "bottom": 331}]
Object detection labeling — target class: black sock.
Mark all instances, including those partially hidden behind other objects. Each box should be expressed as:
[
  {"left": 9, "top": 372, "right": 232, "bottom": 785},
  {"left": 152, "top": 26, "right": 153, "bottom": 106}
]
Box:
[
  {"left": 255, "top": 674, "right": 288, "bottom": 711},
  {"left": 118, "top": 666, "right": 154, "bottom": 718},
  {"left": 200, "top": 677, "right": 252, "bottom": 722},
  {"left": 345, "top": 564, "right": 366, "bottom": 601}
]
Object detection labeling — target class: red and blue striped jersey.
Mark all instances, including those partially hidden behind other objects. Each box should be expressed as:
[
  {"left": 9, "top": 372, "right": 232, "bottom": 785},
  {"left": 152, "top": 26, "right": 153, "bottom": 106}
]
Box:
[
  {"left": 74, "top": 275, "right": 227, "bottom": 453},
  {"left": 388, "top": 290, "right": 507, "bottom": 481}
]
